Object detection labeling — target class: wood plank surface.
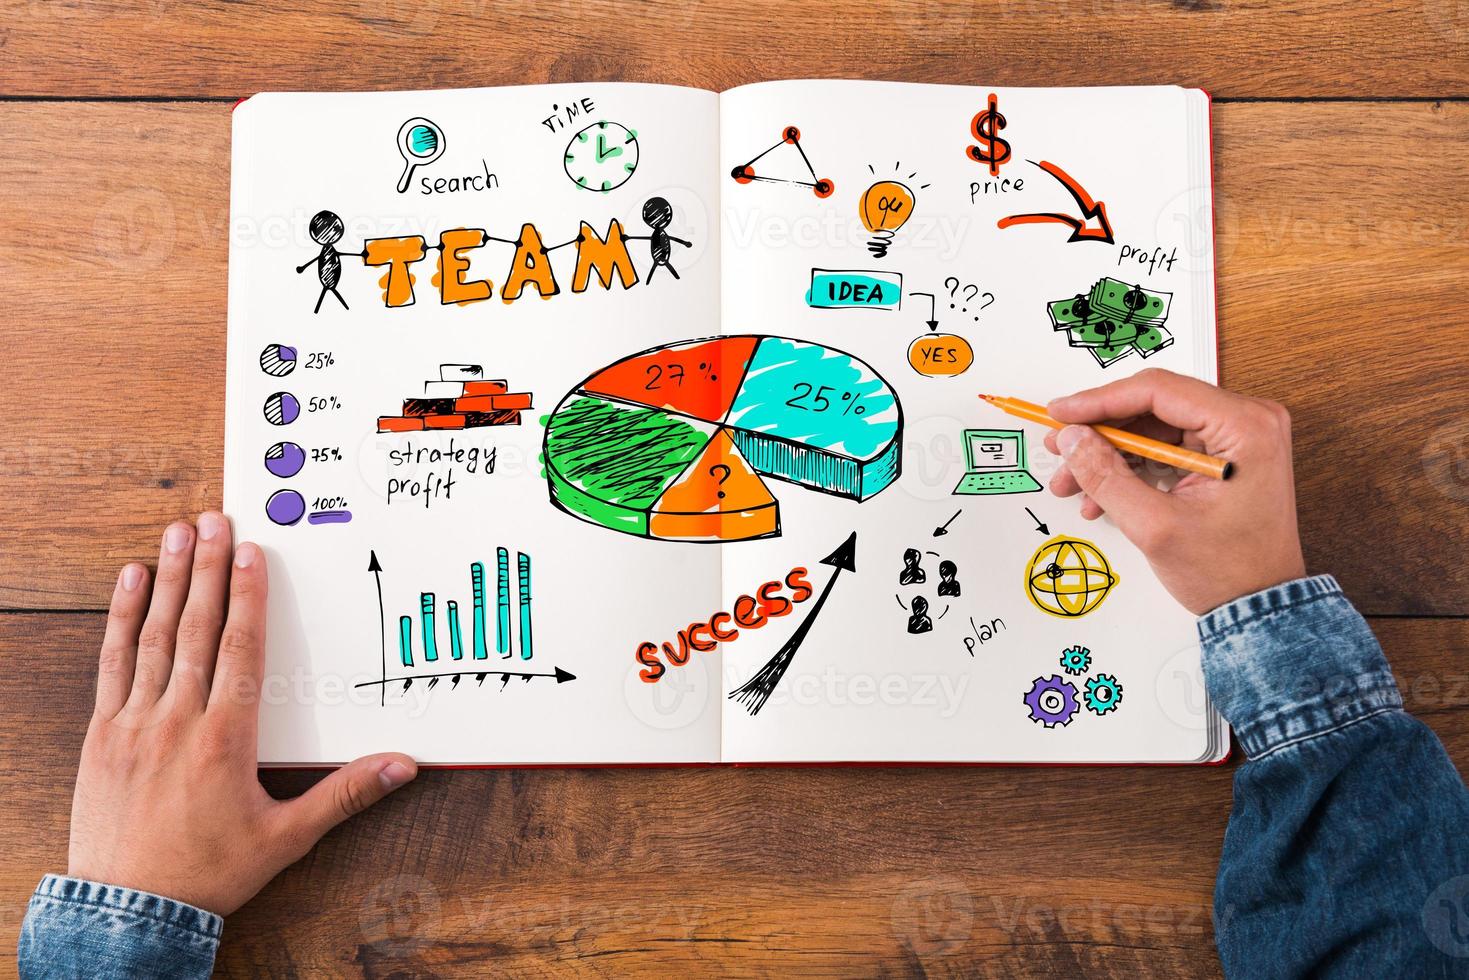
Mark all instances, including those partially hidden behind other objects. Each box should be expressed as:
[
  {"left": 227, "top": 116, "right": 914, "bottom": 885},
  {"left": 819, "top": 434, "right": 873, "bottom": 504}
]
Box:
[
  {"left": 2, "top": 2, "right": 1466, "bottom": 975},
  {"left": 1, "top": 101, "right": 1464, "bottom": 613},
  {"left": 0, "top": 1, "right": 1465, "bottom": 99},
  {"left": 2, "top": 614, "right": 1457, "bottom": 975},
  {"left": 0, "top": 614, "right": 1462, "bottom": 975}
]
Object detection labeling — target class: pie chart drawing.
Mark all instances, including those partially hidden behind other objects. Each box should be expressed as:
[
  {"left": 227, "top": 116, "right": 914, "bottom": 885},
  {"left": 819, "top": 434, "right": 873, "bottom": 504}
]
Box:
[
  {"left": 543, "top": 335, "right": 902, "bottom": 543},
  {"left": 265, "top": 489, "right": 306, "bottom": 526},
  {"left": 264, "top": 391, "right": 300, "bottom": 426},
  {"left": 264, "top": 441, "right": 306, "bottom": 478},
  {"left": 259, "top": 344, "right": 297, "bottom": 377}
]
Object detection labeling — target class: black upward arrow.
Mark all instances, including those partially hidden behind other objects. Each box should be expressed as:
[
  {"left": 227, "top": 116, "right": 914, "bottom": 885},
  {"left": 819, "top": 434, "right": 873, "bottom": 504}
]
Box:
[
  {"left": 909, "top": 291, "right": 940, "bottom": 331},
  {"left": 368, "top": 550, "right": 386, "bottom": 706},
  {"left": 729, "top": 531, "right": 857, "bottom": 716}
]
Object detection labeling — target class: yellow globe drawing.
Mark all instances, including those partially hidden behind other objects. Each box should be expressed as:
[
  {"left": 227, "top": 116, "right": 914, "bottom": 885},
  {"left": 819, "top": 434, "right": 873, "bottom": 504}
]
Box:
[{"left": 1024, "top": 537, "right": 1119, "bottom": 618}]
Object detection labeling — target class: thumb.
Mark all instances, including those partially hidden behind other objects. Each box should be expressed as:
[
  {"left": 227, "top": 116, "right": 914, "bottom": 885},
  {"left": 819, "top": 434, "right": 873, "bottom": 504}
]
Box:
[
  {"left": 1056, "top": 425, "right": 1171, "bottom": 532},
  {"left": 276, "top": 753, "right": 417, "bottom": 852}
]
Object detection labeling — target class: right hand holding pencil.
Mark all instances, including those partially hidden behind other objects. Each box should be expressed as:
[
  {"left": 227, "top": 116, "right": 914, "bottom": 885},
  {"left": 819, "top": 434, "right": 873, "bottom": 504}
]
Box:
[{"left": 1043, "top": 368, "right": 1307, "bottom": 614}]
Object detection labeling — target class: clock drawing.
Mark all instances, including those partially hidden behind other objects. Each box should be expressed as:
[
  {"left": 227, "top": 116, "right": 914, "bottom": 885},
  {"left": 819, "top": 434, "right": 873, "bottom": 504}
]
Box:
[{"left": 563, "top": 120, "right": 639, "bottom": 193}]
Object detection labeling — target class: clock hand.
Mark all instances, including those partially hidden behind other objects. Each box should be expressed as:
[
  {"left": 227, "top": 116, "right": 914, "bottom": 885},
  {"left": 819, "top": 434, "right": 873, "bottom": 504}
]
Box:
[{"left": 595, "top": 134, "right": 621, "bottom": 163}]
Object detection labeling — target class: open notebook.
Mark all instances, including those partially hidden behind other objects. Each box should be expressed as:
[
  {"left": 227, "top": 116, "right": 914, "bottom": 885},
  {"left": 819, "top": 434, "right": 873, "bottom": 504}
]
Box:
[{"left": 225, "top": 80, "right": 1225, "bottom": 765}]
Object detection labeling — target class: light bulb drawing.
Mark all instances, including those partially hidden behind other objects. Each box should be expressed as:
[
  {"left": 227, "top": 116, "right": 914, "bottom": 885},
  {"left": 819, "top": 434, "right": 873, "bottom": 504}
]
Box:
[
  {"left": 858, "top": 164, "right": 927, "bottom": 258},
  {"left": 859, "top": 181, "right": 913, "bottom": 258}
]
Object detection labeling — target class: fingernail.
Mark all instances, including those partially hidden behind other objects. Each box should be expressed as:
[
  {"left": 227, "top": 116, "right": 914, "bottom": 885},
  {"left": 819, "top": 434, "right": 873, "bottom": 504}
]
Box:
[
  {"left": 1057, "top": 425, "right": 1088, "bottom": 455},
  {"left": 378, "top": 761, "right": 416, "bottom": 790},
  {"left": 163, "top": 524, "right": 192, "bottom": 554},
  {"left": 234, "top": 543, "right": 258, "bottom": 568},
  {"left": 120, "top": 564, "right": 143, "bottom": 591},
  {"left": 198, "top": 512, "right": 224, "bottom": 541}
]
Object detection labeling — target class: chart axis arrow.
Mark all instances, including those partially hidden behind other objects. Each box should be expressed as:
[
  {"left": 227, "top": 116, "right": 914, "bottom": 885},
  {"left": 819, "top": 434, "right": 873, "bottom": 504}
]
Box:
[
  {"left": 368, "top": 550, "right": 386, "bottom": 706},
  {"left": 354, "top": 666, "right": 576, "bottom": 692}
]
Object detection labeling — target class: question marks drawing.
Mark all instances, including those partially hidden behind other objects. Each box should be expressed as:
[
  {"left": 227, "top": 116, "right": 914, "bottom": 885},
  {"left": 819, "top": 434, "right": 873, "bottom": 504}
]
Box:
[
  {"left": 709, "top": 463, "right": 731, "bottom": 499},
  {"left": 944, "top": 276, "right": 994, "bottom": 321}
]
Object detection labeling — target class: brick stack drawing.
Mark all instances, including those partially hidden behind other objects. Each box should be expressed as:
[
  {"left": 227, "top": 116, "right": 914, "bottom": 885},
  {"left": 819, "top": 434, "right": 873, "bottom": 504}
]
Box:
[{"left": 378, "top": 363, "right": 533, "bottom": 432}]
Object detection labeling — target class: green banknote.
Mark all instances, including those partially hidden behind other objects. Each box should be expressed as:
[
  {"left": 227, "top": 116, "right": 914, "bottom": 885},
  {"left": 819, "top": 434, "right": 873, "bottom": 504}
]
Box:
[
  {"left": 1047, "top": 295, "right": 1094, "bottom": 330},
  {"left": 1088, "top": 278, "right": 1171, "bottom": 324},
  {"left": 1133, "top": 324, "right": 1175, "bottom": 357},
  {"left": 1089, "top": 342, "right": 1135, "bottom": 368},
  {"left": 1068, "top": 318, "right": 1140, "bottom": 349}
]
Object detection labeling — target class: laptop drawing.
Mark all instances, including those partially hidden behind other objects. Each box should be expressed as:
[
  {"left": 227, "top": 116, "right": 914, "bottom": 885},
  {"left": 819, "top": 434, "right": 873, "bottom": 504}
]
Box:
[{"left": 952, "top": 429, "right": 1042, "bottom": 495}]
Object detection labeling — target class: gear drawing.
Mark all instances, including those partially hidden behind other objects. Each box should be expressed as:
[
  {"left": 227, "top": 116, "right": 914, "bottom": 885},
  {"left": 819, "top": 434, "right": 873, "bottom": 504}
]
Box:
[
  {"left": 1083, "top": 673, "right": 1123, "bottom": 715},
  {"left": 1059, "top": 645, "right": 1091, "bottom": 675},
  {"left": 1023, "top": 674, "right": 1079, "bottom": 728}
]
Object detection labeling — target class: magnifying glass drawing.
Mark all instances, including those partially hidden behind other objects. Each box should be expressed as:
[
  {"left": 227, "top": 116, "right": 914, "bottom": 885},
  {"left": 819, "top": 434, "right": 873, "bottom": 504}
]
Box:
[{"left": 396, "top": 117, "right": 445, "bottom": 193}]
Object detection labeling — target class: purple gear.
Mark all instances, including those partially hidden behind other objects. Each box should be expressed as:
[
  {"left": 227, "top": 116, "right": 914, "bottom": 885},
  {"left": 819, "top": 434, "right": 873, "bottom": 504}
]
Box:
[{"left": 1023, "top": 674, "right": 1079, "bottom": 728}]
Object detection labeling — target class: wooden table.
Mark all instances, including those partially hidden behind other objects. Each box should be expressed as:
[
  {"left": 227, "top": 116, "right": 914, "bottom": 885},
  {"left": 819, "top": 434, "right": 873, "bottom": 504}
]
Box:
[{"left": 1, "top": 2, "right": 1465, "bottom": 974}]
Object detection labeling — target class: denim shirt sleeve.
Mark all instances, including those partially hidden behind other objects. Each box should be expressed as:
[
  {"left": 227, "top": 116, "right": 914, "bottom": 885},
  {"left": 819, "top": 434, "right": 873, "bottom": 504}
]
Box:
[
  {"left": 1200, "top": 574, "right": 1469, "bottom": 976},
  {"left": 18, "top": 874, "right": 220, "bottom": 979}
]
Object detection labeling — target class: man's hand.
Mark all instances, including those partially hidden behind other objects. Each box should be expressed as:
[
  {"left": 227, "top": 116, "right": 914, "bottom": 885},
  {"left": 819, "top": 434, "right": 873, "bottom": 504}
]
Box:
[
  {"left": 69, "top": 514, "right": 417, "bottom": 916},
  {"left": 1044, "top": 368, "right": 1307, "bottom": 615}
]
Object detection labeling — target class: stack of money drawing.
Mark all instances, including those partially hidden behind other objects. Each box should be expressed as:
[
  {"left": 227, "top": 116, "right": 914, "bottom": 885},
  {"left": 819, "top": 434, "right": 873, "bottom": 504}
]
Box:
[{"left": 1046, "top": 278, "right": 1174, "bottom": 368}]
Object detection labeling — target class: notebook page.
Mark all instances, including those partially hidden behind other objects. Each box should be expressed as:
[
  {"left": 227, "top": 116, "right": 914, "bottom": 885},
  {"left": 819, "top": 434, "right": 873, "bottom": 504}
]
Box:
[
  {"left": 226, "top": 83, "right": 724, "bottom": 764},
  {"left": 715, "top": 80, "right": 1222, "bottom": 762}
]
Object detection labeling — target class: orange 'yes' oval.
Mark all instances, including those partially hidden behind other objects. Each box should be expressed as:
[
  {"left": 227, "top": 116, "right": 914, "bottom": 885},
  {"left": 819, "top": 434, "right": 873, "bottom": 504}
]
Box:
[{"left": 907, "top": 334, "right": 974, "bottom": 377}]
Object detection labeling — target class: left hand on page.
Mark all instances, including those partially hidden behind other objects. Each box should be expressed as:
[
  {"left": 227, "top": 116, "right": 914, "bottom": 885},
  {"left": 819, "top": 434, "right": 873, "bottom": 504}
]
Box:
[{"left": 67, "top": 514, "right": 418, "bottom": 916}]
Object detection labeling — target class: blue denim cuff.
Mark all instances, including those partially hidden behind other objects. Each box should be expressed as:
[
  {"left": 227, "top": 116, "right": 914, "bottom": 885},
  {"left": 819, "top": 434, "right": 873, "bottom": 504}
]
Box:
[
  {"left": 18, "top": 874, "right": 221, "bottom": 980},
  {"left": 1197, "top": 574, "right": 1402, "bottom": 760}
]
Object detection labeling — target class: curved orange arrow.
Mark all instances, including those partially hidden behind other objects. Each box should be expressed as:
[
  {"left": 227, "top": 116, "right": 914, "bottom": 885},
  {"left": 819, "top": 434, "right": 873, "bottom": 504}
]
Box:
[{"left": 997, "top": 160, "right": 1114, "bottom": 244}]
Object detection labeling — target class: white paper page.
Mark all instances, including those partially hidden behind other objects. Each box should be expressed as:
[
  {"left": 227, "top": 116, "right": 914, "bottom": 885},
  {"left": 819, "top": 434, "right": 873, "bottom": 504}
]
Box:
[
  {"left": 226, "top": 83, "right": 725, "bottom": 764},
  {"left": 715, "top": 80, "right": 1223, "bottom": 763}
]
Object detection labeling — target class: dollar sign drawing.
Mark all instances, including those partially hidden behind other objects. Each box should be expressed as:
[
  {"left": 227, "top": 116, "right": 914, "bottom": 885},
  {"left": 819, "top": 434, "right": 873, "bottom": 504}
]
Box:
[
  {"left": 968, "top": 93, "right": 1012, "bottom": 177},
  {"left": 1121, "top": 285, "right": 1147, "bottom": 322}
]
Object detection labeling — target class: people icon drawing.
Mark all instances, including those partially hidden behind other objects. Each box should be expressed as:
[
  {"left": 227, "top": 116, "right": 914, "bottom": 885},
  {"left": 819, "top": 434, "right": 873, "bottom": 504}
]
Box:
[
  {"left": 625, "top": 196, "right": 690, "bottom": 283},
  {"left": 899, "top": 547, "right": 927, "bottom": 586},
  {"left": 907, "top": 595, "right": 933, "bottom": 634},
  {"left": 937, "top": 559, "right": 961, "bottom": 598},
  {"left": 295, "top": 210, "right": 361, "bottom": 314}
]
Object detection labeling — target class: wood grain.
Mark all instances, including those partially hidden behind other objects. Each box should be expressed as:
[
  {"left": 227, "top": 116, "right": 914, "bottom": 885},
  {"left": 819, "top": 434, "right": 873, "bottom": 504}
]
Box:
[
  {"left": 1, "top": 101, "right": 1464, "bottom": 612},
  {"left": 0, "top": 613, "right": 1462, "bottom": 975},
  {"left": 2, "top": 3, "right": 1466, "bottom": 973},
  {"left": 0, "top": 1, "right": 1466, "bottom": 99}
]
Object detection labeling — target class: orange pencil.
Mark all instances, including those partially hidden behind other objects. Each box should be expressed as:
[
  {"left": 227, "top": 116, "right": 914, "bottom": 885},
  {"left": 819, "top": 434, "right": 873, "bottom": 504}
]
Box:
[{"left": 979, "top": 394, "right": 1233, "bottom": 481}]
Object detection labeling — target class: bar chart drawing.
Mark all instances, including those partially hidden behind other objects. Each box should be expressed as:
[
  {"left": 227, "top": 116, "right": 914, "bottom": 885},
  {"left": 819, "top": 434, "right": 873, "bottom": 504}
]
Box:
[{"left": 359, "top": 549, "right": 575, "bottom": 704}]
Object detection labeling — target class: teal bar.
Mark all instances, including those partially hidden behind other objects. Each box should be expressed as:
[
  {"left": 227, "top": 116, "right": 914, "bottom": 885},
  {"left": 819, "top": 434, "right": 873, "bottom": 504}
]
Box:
[
  {"left": 496, "top": 547, "right": 511, "bottom": 658},
  {"left": 517, "top": 552, "right": 533, "bottom": 661},
  {"left": 471, "top": 561, "right": 488, "bottom": 660},
  {"left": 421, "top": 592, "right": 438, "bottom": 662},
  {"left": 448, "top": 600, "right": 463, "bottom": 660},
  {"left": 398, "top": 615, "right": 413, "bottom": 668}
]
